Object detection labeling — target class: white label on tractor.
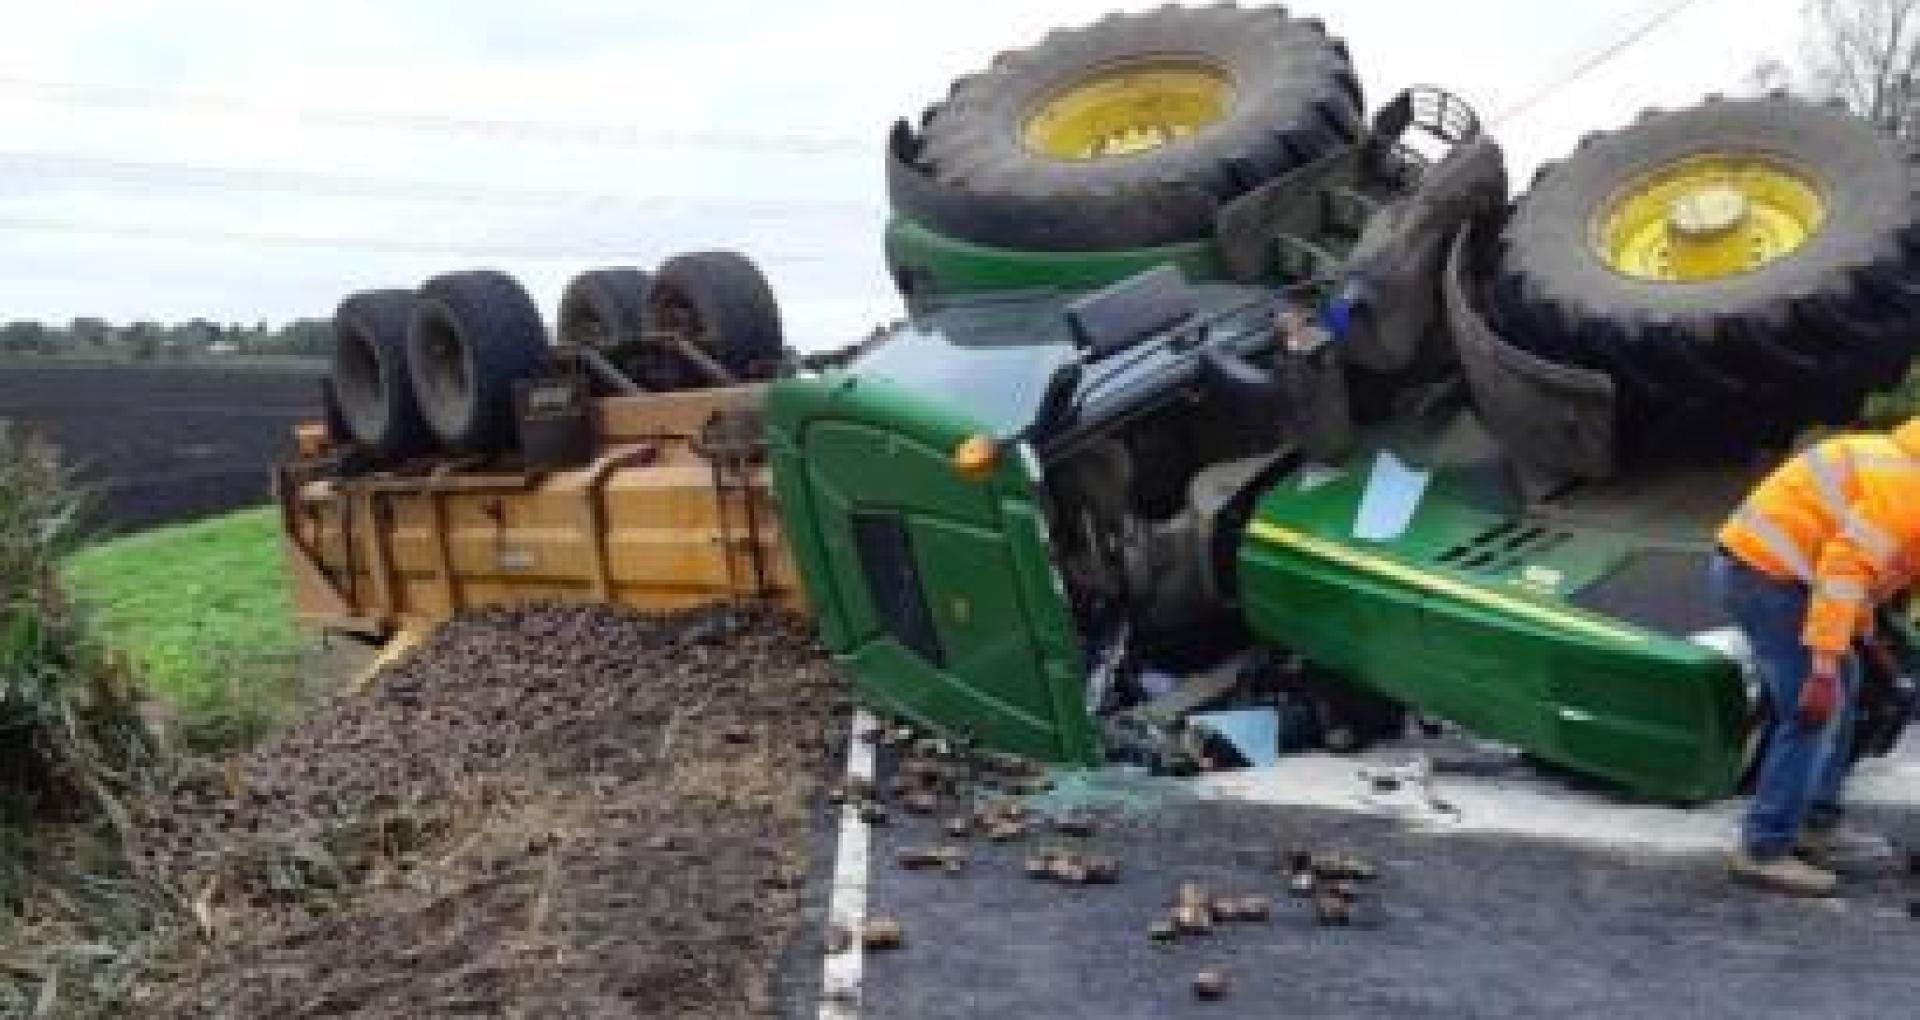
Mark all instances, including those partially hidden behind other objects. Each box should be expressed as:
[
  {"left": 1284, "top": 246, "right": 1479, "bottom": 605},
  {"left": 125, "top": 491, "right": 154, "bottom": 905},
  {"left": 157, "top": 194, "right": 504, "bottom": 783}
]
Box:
[
  {"left": 1518, "top": 564, "right": 1563, "bottom": 593},
  {"left": 497, "top": 546, "right": 535, "bottom": 572},
  {"left": 1018, "top": 442, "right": 1043, "bottom": 482},
  {"left": 1295, "top": 464, "right": 1345, "bottom": 492}
]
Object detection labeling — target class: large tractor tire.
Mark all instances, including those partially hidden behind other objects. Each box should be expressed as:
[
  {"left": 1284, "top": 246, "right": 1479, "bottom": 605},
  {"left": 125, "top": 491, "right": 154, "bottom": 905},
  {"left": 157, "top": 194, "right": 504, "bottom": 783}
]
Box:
[
  {"left": 1492, "top": 97, "right": 1920, "bottom": 461},
  {"left": 889, "top": 4, "right": 1362, "bottom": 262},
  {"left": 330, "top": 289, "right": 429, "bottom": 462},
  {"left": 642, "top": 251, "right": 784, "bottom": 384},
  {"left": 407, "top": 270, "right": 551, "bottom": 457}
]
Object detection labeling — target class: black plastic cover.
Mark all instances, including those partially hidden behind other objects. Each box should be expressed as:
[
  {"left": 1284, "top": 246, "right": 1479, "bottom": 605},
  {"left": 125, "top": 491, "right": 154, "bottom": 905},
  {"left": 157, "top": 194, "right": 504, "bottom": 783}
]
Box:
[
  {"left": 513, "top": 377, "right": 594, "bottom": 471},
  {"left": 851, "top": 509, "right": 946, "bottom": 668},
  {"left": 1063, "top": 265, "right": 1198, "bottom": 358}
]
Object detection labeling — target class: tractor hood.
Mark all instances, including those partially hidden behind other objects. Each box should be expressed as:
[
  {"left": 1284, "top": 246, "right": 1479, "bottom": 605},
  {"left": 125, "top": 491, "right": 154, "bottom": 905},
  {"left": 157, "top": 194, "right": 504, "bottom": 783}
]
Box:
[{"left": 1237, "top": 440, "right": 1757, "bottom": 802}]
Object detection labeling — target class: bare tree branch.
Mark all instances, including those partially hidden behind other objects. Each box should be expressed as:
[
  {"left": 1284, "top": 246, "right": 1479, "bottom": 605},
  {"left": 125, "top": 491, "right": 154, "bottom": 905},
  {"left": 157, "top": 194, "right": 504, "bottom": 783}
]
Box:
[{"left": 1778, "top": 0, "right": 1920, "bottom": 137}]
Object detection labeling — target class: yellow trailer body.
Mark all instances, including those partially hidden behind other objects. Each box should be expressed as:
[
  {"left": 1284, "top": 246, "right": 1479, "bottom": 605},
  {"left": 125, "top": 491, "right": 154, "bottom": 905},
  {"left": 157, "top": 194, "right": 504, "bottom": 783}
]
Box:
[{"left": 278, "top": 385, "right": 801, "bottom": 638}]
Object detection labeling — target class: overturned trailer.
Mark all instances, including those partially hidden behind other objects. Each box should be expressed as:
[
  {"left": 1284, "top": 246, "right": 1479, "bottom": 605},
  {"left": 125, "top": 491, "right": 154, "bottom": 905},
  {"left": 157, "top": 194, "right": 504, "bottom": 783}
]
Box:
[{"left": 280, "top": 384, "right": 801, "bottom": 638}]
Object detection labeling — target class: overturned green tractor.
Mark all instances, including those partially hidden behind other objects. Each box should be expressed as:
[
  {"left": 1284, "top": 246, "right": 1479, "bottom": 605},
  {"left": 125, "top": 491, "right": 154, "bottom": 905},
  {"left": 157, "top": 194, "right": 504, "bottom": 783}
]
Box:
[{"left": 770, "top": 5, "right": 1920, "bottom": 801}]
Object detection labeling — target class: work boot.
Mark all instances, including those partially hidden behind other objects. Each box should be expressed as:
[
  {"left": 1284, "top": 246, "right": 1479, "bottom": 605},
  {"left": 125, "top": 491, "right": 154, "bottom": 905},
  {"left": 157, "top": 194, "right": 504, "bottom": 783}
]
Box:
[
  {"left": 1728, "top": 850, "right": 1838, "bottom": 897},
  {"left": 1796, "top": 824, "right": 1896, "bottom": 872}
]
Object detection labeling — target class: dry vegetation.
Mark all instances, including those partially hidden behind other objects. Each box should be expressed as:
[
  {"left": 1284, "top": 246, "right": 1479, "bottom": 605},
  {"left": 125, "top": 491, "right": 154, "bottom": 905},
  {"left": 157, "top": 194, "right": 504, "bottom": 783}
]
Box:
[
  {"left": 1, "top": 401, "right": 847, "bottom": 1017},
  {"left": 0, "top": 423, "right": 166, "bottom": 1017}
]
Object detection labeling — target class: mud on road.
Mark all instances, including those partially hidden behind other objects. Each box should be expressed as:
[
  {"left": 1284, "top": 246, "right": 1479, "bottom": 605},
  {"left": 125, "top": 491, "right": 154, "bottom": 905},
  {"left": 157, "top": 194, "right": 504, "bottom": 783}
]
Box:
[
  {"left": 860, "top": 793, "right": 1920, "bottom": 1020},
  {"left": 130, "top": 603, "right": 847, "bottom": 1018}
]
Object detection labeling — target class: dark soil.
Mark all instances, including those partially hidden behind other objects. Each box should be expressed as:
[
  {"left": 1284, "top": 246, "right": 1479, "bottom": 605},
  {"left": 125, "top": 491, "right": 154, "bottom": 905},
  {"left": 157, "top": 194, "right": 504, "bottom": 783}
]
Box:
[
  {"left": 129, "top": 602, "right": 846, "bottom": 1018},
  {"left": 0, "top": 363, "right": 320, "bottom": 531}
]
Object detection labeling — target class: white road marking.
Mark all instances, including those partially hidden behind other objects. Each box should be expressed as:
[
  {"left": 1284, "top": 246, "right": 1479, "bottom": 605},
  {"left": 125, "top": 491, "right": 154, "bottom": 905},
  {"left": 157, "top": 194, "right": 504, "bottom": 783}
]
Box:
[
  {"left": 1198, "top": 733, "right": 1920, "bottom": 856},
  {"left": 819, "top": 709, "right": 878, "bottom": 1020}
]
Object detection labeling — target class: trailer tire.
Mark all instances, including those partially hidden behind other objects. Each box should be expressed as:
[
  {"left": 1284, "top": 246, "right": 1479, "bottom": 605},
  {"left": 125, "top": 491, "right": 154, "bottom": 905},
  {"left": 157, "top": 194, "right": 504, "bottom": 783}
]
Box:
[
  {"left": 558, "top": 267, "right": 689, "bottom": 391},
  {"left": 330, "top": 289, "right": 429, "bottom": 462},
  {"left": 407, "top": 270, "right": 551, "bottom": 457},
  {"left": 643, "top": 250, "right": 784, "bottom": 384},
  {"left": 1493, "top": 97, "right": 1920, "bottom": 462},
  {"left": 558, "top": 267, "right": 650, "bottom": 348},
  {"left": 895, "top": 5, "right": 1361, "bottom": 252},
  {"left": 319, "top": 378, "right": 352, "bottom": 446}
]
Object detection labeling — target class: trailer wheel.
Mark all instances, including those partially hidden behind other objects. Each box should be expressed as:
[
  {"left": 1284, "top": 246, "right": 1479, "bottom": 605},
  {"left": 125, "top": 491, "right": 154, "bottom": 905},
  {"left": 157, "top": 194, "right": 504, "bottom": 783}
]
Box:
[
  {"left": 558, "top": 267, "right": 688, "bottom": 391},
  {"left": 643, "top": 251, "right": 784, "bottom": 384},
  {"left": 330, "top": 289, "right": 429, "bottom": 462},
  {"left": 1494, "top": 97, "right": 1920, "bottom": 462},
  {"left": 407, "top": 270, "right": 551, "bottom": 456},
  {"left": 558, "top": 267, "right": 649, "bottom": 348},
  {"left": 319, "top": 378, "right": 352, "bottom": 446},
  {"left": 894, "top": 5, "right": 1362, "bottom": 253}
]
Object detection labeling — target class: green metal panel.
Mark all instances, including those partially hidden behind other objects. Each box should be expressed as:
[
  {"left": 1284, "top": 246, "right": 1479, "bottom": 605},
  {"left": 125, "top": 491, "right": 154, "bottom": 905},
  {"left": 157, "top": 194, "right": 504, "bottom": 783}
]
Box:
[
  {"left": 766, "top": 374, "right": 1099, "bottom": 765},
  {"left": 1237, "top": 464, "right": 1748, "bottom": 802},
  {"left": 886, "top": 216, "right": 1226, "bottom": 296}
]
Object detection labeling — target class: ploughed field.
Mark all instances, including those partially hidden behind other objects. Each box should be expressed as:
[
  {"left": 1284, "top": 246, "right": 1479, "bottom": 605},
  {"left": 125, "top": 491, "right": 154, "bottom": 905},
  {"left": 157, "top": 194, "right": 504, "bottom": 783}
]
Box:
[{"left": 0, "top": 362, "right": 320, "bottom": 530}]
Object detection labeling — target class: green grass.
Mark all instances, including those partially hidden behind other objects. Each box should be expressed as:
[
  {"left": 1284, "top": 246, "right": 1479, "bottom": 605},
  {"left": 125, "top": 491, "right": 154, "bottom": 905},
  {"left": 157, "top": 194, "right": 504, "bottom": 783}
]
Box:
[{"left": 64, "top": 507, "right": 304, "bottom": 744}]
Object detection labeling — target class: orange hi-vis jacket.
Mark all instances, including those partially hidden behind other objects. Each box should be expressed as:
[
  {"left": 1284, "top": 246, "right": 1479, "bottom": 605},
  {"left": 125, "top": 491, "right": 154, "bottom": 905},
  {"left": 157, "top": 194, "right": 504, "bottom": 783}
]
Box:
[{"left": 1718, "top": 419, "right": 1920, "bottom": 657}]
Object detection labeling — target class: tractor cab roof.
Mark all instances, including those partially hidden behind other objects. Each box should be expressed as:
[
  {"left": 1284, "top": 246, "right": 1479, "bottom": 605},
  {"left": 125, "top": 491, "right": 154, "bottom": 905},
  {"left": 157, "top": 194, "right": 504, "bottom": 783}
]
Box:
[{"left": 848, "top": 282, "right": 1276, "bottom": 443}]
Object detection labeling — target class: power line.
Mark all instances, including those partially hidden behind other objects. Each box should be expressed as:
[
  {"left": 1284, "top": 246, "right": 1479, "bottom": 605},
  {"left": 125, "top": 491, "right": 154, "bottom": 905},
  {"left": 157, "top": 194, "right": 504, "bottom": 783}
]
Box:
[
  {"left": 0, "top": 73, "right": 869, "bottom": 155},
  {"left": 0, "top": 214, "right": 836, "bottom": 263},
  {"left": 1490, "top": 0, "right": 1712, "bottom": 126},
  {"left": 0, "top": 150, "right": 872, "bottom": 217}
]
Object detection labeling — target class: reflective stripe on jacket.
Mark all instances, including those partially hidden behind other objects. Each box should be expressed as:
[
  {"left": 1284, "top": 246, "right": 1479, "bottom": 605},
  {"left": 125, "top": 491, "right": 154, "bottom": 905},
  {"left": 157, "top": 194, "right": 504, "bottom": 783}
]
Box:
[{"left": 1717, "top": 419, "right": 1920, "bottom": 656}]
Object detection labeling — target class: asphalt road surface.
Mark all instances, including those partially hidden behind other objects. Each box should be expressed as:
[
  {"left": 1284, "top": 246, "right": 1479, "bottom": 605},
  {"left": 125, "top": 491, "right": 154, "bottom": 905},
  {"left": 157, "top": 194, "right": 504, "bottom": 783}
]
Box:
[{"left": 839, "top": 748, "right": 1920, "bottom": 1019}]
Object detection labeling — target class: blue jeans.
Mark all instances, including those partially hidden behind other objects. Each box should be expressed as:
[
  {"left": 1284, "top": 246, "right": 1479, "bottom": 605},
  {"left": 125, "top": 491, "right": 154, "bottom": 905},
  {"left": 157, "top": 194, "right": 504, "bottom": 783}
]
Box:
[{"left": 1708, "top": 552, "right": 1860, "bottom": 858}]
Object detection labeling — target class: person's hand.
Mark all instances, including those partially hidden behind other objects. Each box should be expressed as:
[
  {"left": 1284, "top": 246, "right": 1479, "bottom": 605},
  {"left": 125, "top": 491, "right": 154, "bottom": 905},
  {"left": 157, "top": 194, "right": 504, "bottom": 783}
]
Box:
[{"left": 1798, "top": 670, "right": 1840, "bottom": 728}]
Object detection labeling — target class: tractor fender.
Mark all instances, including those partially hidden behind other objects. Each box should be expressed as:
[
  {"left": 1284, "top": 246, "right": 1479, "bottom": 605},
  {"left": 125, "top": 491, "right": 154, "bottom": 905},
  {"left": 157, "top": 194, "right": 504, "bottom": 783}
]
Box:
[{"left": 1443, "top": 226, "right": 1618, "bottom": 481}]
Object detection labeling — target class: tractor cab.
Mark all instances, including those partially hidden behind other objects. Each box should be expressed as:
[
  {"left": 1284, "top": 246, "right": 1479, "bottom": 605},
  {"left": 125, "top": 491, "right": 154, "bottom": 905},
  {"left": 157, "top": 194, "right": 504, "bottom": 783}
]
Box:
[
  {"left": 772, "top": 2, "right": 1920, "bottom": 803},
  {"left": 769, "top": 261, "right": 1912, "bottom": 802},
  {"left": 766, "top": 276, "right": 1291, "bottom": 766}
]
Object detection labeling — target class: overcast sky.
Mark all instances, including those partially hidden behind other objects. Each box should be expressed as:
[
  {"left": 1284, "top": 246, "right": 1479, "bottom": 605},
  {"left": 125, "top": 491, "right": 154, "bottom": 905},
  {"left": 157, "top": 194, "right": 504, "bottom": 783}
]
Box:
[{"left": 0, "top": 0, "right": 1804, "bottom": 349}]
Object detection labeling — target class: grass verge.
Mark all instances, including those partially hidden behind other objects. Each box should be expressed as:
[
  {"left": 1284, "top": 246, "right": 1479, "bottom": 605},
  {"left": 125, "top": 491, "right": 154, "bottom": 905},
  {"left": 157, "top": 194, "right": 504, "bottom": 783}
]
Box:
[{"left": 64, "top": 506, "right": 306, "bottom": 747}]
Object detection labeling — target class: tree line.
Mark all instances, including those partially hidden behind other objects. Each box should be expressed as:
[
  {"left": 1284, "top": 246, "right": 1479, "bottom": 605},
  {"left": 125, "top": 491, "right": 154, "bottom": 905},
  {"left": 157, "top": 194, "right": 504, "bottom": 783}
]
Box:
[
  {"left": 1754, "top": 0, "right": 1920, "bottom": 138},
  {"left": 0, "top": 317, "right": 331, "bottom": 360}
]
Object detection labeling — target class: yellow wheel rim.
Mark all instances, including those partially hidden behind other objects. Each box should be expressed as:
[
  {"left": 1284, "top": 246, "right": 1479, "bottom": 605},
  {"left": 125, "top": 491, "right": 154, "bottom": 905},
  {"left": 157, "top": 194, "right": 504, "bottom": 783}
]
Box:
[
  {"left": 1023, "top": 59, "right": 1235, "bottom": 161},
  {"left": 1594, "top": 153, "right": 1826, "bottom": 282}
]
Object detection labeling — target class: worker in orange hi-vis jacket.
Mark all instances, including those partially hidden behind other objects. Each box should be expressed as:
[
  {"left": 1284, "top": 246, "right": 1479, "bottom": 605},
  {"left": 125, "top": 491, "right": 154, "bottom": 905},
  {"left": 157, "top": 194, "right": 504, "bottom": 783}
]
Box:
[{"left": 1710, "top": 419, "right": 1920, "bottom": 896}]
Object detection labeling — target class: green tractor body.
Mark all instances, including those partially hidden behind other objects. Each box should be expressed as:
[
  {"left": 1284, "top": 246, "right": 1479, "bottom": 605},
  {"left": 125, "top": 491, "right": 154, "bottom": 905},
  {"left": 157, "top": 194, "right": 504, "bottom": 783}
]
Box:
[
  {"left": 1238, "top": 456, "right": 1749, "bottom": 801},
  {"left": 769, "top": 7, "right": 1920, "bottom": 803},
  {"left": 766, "top": 322, "right": 1098, "bottom": 766},
  {"left": 885, "top": 216, "right": 1228, "bottom": 301},
  {"left": 768, "top": 281, "right": 1758, "bottom": 802}
]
